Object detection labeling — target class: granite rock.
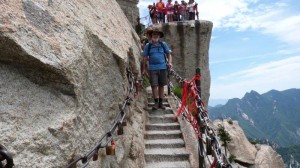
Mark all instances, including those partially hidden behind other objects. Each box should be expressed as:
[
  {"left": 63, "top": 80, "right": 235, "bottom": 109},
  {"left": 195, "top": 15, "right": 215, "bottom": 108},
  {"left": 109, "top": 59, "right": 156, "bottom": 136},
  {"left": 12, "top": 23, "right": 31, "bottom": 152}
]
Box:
[{"left": 0, "top": 0, "right": 142, "bottom": 167}]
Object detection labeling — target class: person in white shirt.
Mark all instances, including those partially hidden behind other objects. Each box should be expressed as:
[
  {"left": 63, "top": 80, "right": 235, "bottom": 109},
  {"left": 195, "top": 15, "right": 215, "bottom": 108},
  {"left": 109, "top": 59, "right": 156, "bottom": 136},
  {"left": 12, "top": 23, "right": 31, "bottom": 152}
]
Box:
[{"left": 187, "top": 0, "right": 196, "bottom": 20}]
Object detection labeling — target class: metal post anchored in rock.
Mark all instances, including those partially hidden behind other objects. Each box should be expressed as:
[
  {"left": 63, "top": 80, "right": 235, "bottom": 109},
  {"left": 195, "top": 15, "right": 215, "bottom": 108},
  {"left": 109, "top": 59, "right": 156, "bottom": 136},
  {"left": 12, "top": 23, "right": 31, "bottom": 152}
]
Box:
[
  {"left": 0, "top": 144, "right": 14, "bottom": 168},
  {"left": 195, "top": 68, "right": 201, "bottom": 96}
]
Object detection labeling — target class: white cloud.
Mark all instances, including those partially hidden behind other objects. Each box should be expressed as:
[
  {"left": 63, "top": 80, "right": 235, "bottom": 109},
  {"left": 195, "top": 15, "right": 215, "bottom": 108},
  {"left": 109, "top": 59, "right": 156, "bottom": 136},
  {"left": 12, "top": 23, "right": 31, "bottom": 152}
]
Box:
[
  {"left": 210, "top": 51, "right": 274, "bottom": 64},
  {"left": 211, "top": 36, "right": 217, "bottom": 40},
  {"left": 210, "top": 47, "right": 300, "bottom": 65},
  {"left": 277, "top": 47, "right": 300, "bottom": 55},
  {"left": 137, "top": 0, "right": 152, "bottom": 9},
  {"left": 194, "top": 0, "right": 300, "bottom": 45},
  {"left": 263, "top": 15, "right": 300, "bottom": 44},
  {"left": 138, "top": 0, "right": 153, "bottom": 25},
  {"left": 211, "top": 56, "right": 300, "bottom": 99},
  {"left": 194, "top": 0, "right": 257, "bottom": 27}
]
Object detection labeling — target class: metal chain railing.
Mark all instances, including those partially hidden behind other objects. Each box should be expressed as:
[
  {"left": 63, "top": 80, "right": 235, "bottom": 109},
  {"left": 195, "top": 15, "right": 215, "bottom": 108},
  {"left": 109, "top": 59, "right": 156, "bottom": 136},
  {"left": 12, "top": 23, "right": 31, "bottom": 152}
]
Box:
[
  {"left": 168, "top": 68, "right": 232, "bottom": 168},
  {"left": 0, "top": 144, "right": 14, "bottom": 168},
  {"left": 65, "top": 67, "right": 137, "bottom": 168}
]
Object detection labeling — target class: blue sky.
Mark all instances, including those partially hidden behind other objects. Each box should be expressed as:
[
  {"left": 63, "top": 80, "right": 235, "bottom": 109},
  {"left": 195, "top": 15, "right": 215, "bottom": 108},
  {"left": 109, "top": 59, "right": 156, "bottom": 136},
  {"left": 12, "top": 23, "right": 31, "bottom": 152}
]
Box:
[{"left": 137, "top": 0, "right": 300, "bottom": 104}]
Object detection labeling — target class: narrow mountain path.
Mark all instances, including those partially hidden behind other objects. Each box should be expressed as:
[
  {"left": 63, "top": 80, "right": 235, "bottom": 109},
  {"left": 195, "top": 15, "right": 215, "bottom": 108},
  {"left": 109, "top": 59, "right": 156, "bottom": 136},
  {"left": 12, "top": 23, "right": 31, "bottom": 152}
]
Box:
[{"left": 144, "top": 88, "right": 191, "bottom": 168}]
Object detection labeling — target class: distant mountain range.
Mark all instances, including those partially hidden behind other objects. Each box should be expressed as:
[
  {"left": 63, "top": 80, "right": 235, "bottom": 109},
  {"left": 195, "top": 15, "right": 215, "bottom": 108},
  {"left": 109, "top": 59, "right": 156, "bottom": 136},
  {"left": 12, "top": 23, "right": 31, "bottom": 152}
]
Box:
[
  {"left": 209, "top": 88, "right": 300, "bottom": 147},
  {"left": 209, "top": 88, "right": 300, "bottom": 166},
  {"left": 277, "top": 144, "right": 300, "bottom": 167},
  {"left": 208, "top": 98, "right": 228, "bottom": 107}
]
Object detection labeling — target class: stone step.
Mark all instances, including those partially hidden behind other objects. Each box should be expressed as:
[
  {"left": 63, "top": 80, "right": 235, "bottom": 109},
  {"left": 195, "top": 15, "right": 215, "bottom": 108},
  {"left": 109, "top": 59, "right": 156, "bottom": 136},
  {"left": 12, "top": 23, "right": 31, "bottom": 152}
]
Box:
[
  {"left": 148, "top": 98, "right": 168, "bottom": 103},
  {"left": 146, "top": 86, "right": 169, "bottom": 93},
  {"left": 145, "top": 139, "right": 185, "bottom": 149},
  {"left": 146, "top": 123, "right": 180, "bottom": 131},
  {"left": 145, "top": 161, "right": 191, "bottom": 168},
  {"left": 144, "top": 130, "right": 182, "bottom": 140},
  {"left": 144, "top": 148, "right": 190, "bottom": 162},
  {"left": 148, "top": 114, "right": 176, "bottom": 124},
  {"left": 146, "top": 107, "right": 173, "bottom": 114},
  {"left": 148, "top": 102, "right": 170, "bottom": 107},
  {"left": 148, "top": 113, "right": 174, "bottom": 118},
  {"left": 147, "top": 108, "right": 174, "bottom": 115},
  {"left": 147, "top": 92, "right": 169, "bottom": 96}
]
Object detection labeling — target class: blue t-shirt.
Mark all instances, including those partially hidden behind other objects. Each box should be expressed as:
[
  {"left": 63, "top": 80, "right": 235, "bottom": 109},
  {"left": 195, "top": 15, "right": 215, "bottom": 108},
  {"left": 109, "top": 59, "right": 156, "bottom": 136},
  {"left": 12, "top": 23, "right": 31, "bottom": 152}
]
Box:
[{"left": 143, "top": 41, "right": 171, "bottom": 70}]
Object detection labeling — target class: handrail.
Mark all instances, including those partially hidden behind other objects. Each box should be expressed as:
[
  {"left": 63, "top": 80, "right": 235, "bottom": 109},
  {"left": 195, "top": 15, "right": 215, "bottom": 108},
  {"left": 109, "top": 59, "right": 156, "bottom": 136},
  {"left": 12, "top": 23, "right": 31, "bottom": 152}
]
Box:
[
  {"left": 168, "top": 68, "right": 232, "bottom": 168},
  {"left": 65, "top": 67, "right": 136, "bottom": 168}
]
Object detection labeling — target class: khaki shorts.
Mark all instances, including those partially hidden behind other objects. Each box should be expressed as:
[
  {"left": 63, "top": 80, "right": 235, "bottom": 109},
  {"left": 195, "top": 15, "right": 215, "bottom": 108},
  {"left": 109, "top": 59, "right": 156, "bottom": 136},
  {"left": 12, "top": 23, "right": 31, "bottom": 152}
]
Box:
[{"left": 149, "top": 69, "right": 168, "bottom": 86}]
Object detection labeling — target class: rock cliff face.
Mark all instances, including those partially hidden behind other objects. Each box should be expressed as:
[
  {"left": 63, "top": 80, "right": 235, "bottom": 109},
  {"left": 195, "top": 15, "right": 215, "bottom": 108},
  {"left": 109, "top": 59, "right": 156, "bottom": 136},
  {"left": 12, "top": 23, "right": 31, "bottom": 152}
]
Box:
[
  {"left": 214, "top": 120, "right": 285, "bottom": 168},
  {"left": 152, "top": 21, "right": 212, "bottom": 106},
  {"left": 0, "top": 0, "right": 143, "bottom": 167},
  {"left": 255, "top": 145, "right": 285, "bottom": 168},
  {"left": 116, "top": 0, "right": 139, "bottom": 27}
]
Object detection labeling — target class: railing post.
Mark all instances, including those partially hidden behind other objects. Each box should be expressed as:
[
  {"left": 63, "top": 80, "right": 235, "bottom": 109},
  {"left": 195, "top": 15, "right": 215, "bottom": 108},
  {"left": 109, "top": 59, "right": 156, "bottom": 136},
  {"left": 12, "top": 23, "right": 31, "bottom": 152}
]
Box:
[
  {"left": 195, "top": 68, "right": 201, "bottom": 96},
  {"left": 167, "top": 69, "right": 171, "bottom": 95}
]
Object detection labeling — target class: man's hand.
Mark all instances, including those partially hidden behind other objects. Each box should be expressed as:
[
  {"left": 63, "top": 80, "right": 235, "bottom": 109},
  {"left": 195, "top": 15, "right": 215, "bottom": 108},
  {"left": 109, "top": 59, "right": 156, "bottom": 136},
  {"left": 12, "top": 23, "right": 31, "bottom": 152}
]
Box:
[
  {"left": 168, "top": 63, "right": 173, "bottom": 69},
  {"left": 142, "top": 69, "right": 149, "bottom": 77}
]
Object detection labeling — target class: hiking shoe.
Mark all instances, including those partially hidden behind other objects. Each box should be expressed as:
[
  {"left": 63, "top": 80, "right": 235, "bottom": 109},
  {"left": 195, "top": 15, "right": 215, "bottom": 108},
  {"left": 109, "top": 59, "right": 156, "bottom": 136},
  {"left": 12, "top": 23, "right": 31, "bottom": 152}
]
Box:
[
  {"left": 152, "top": 102, "right": 159, "bottom": 110},
  {"left": 159, "top": 102, "right": 166, "bottom": 110}
]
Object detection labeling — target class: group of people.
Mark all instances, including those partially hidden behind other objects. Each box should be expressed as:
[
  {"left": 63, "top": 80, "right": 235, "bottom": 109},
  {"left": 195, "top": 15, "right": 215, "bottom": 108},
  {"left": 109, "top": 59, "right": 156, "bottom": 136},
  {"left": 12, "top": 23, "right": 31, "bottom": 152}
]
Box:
[
  {"left": 148, "top": 0, "right": 198, "bottom": 24},
  {"left": 141, "top": 28, "right": 172, "bottom": 110}
]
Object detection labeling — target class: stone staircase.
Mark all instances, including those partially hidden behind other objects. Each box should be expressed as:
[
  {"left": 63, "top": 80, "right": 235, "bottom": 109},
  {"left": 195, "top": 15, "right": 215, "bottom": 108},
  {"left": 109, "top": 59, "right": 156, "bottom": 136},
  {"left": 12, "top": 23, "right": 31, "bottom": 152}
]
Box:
[{"left": 144, "top": 89, "right": 191, "bottom": 168}]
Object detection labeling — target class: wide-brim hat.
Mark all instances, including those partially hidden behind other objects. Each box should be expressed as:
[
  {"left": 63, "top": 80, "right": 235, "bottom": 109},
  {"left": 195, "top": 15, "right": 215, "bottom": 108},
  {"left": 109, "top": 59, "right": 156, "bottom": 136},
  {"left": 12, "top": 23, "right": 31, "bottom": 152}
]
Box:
[
  {"left": 149, "top": 29, "right": 164, "bottom": 38},
  {"left": 145, "top": 28, "right": 153, "bottom": 35}
]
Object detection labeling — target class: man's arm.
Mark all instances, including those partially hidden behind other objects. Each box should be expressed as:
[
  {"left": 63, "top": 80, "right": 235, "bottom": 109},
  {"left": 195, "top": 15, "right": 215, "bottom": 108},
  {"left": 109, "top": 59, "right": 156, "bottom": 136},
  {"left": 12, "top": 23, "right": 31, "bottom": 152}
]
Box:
[
  {"left": 161, "top": 42, "right": 173, "bottom": 68},
  {"left": 167, "top": 53, "right": 173, "bottom": 69},
  {"left": 142, "top": 43, "right": 149, "bottom": 76}
]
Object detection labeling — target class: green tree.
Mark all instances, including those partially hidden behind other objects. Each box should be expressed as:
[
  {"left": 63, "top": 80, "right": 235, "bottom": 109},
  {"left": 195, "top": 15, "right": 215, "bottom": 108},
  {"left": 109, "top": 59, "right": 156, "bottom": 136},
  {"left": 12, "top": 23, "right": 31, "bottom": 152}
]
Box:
[
  {"left": 217, "top": 125, "right": 232, "bottom": 156},
  {"left": 228, "top": 154, "right": 236, "bottom": 163}
]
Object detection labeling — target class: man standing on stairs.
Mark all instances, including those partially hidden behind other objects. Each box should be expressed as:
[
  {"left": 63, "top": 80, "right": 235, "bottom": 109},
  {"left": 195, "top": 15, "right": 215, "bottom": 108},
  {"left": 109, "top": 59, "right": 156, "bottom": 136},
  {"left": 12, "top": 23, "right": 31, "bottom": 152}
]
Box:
[{"left": 142, "top": 29, "right": 173, "bottom": 110}]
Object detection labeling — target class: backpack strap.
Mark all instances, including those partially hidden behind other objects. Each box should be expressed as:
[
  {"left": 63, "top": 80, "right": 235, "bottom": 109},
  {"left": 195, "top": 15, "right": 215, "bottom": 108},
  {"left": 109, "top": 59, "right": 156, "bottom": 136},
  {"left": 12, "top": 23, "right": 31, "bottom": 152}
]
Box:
[
  {"left": 147, "top": 42, "right": 152, "bottom": 56},
  {"left": 160, "top": 41, "right": 168, "bottom": 54},
  {"left": 160, "top": 41, "right": 169, "bottom": 63},
  {"left": 147, "top": 41, "right": 168, "bottom": 55}
]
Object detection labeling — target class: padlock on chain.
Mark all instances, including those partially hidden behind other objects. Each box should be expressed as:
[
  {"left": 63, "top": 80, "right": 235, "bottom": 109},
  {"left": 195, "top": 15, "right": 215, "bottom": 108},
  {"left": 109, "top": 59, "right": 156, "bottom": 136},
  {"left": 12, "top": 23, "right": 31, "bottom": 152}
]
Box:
[
  {"left": 106, "top": 140, "right": 116, "bottom": 155},
  {"left": 206, "top": 137, "right": 212, "bottom": 155},
  {"left": 121, "top": 121, "right": 127, "bottom": 127},
  {"left": 117, "top": 125, "right": 124, "bottom": 135},
  {"left": 92, "top": 149, "right": 99, "bottom": 161}
]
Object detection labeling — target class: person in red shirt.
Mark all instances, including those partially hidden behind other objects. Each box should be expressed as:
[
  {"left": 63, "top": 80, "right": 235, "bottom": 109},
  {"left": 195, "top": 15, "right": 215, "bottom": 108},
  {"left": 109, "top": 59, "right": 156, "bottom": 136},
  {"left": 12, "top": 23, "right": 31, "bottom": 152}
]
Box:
[
  {"left": 166, "top": 0, "right": 174, "bottom": 22},
  {"left": 156, "top": 0, "right": 165, "bottom": 23}
]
